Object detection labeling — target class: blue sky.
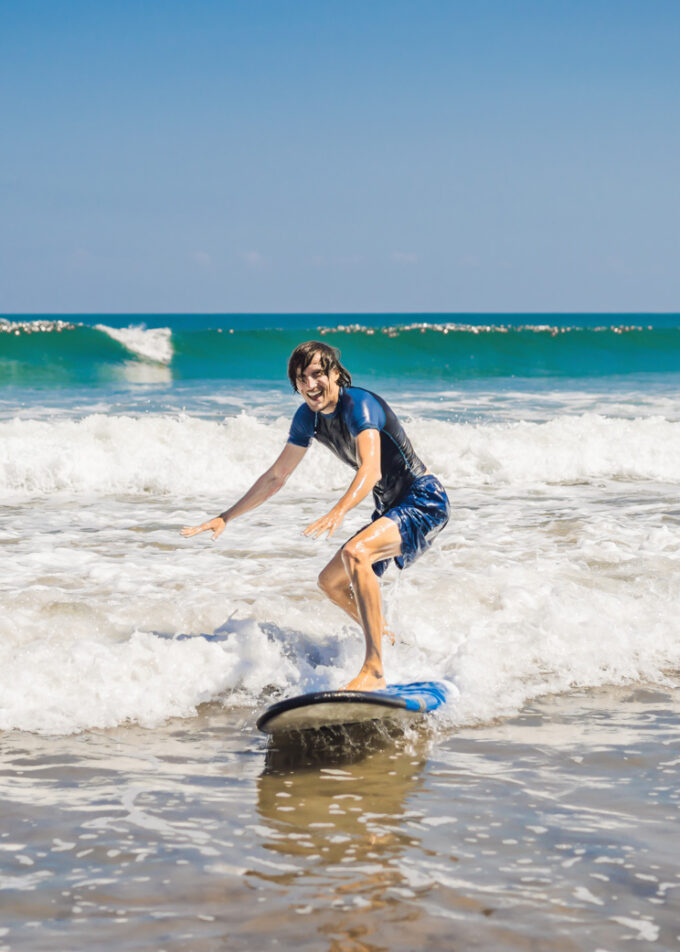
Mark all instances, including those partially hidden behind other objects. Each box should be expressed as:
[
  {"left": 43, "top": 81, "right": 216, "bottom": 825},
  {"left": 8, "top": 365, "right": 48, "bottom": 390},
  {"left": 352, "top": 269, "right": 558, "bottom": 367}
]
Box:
[{"left": 2, "top": 0, "right": 679, "bottom": 313}]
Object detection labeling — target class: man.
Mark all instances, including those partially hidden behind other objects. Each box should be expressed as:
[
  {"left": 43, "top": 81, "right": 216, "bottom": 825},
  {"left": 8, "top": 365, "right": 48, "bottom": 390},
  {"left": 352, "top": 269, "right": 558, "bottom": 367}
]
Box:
[{"left": 181, "top": 341, "right": 449, "bottom": 691}]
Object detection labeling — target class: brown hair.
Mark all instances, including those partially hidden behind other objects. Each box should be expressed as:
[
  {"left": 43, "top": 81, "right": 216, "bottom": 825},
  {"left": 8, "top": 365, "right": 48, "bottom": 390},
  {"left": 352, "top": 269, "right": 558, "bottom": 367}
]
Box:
[{"left": 287, "top": 341, "right": 352, "bottom": 392}]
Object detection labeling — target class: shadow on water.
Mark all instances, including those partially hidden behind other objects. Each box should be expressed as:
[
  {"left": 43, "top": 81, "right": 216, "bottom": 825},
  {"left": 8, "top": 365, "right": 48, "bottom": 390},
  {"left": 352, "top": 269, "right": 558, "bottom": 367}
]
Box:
[
  {"left": 153, "top": 617, "right": 334, "bottom": 668},
  {"left": 262, "top": 718, "right": 408, "bottom": 773}
]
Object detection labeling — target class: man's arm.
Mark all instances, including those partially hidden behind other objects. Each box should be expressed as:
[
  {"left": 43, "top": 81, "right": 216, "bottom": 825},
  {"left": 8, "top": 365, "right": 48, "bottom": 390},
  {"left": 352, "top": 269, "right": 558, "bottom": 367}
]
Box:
[
  {"left": 181, "top": 442, "right": 308, "bottom": 541},
  {"left": 304, "top": 429, "right": 381, "bottom": 540}
]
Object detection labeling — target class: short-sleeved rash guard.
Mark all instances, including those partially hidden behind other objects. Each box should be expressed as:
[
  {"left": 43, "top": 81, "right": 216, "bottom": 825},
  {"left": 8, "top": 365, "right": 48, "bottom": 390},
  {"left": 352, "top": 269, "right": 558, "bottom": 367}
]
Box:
[{"left": 288, "top": 386, "right": 426, "bottom": 512}]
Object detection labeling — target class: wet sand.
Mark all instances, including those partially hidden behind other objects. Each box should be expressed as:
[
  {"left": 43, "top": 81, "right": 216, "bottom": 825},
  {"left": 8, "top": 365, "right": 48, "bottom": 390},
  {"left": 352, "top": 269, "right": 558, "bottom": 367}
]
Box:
[{"left": 1, "top": 683, "right": 679, "bottom": 951}]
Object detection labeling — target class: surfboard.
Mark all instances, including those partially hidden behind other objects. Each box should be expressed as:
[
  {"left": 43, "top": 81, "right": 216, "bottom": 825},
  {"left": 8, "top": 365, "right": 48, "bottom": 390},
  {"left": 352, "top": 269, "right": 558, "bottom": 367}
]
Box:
[{"left": 256, "top": 681, "right": 449, "bottom": 735}]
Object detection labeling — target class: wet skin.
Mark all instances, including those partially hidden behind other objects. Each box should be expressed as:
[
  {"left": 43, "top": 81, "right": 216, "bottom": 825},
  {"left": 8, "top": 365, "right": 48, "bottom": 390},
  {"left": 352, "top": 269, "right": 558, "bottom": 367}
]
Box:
[{"left": 181, "top": 351, "right": 403, "bottom": 691}]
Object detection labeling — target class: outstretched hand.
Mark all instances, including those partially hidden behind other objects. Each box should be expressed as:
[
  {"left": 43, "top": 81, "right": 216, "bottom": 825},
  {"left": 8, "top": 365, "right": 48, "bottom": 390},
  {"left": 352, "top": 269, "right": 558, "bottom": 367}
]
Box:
[
  {"left": 180, "top": 517, "right": 226, "bottom": 542},
  {"left": 303, "top": 506, "right": 346, "bottom": 540}
]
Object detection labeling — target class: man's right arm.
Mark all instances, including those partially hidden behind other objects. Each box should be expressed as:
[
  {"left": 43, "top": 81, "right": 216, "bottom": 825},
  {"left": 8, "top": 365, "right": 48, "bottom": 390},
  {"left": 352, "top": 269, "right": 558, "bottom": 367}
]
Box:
[{"left": 180, "top": 442, "right": 308, "bottom": 541}]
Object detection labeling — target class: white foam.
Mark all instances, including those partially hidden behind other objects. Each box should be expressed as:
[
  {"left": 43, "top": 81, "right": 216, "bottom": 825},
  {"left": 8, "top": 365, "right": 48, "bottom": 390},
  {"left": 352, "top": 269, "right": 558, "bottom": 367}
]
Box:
[
  {"left": 2, "top": 412, "right": 680, "bottom": 501},
  {"left": 318, "top": 322, "right": 656, "bottom": 336},
  {"left": 3, "top": 476, "right": 680, "bottom": 735},
  {"left": 2, "top": 407, "right": 680, "bottom": 735},
  {"left": 0, "top": 624, "right": 297, "bottom": 734},
  {"left": 0, "top": 413, "right": 286, "bottom": 499},
  {"left": 0, "top": 318, "right": 76, "bottom": 334},
  {"left": 610, "top": 917, "right": 659, "bottom": 942},
  {"left": 94, "top": 324, "right": 173, "bottom": 363}
]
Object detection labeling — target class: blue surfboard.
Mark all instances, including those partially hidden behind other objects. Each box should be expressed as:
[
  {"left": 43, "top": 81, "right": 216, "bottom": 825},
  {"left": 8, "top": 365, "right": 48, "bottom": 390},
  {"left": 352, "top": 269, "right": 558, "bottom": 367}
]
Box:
[{"left": 256, "top": 681, "right": 449, "bottom": 734}]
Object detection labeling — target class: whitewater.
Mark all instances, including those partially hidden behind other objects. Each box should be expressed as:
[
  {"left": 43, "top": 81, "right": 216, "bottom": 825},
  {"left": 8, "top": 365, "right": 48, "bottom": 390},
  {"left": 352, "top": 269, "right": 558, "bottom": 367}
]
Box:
[{"left": 2, "top": 317, "right": 679, "bottom": 735}]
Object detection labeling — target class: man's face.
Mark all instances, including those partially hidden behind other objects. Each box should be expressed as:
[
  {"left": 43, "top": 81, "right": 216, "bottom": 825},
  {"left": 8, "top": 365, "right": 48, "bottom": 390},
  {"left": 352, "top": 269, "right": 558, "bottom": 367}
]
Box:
[{"left": 296, "top": 352, "right": 341, "bottom": 414}]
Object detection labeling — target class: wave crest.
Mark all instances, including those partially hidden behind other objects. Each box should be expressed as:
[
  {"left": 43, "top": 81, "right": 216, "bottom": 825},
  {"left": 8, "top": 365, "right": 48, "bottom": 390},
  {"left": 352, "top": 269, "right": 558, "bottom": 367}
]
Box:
[
  {"left": 2, "top": 412, "right": 680, "bottom": 500},
  {"left": 94, "top": 324, "right": 173, "bottom": 363}
]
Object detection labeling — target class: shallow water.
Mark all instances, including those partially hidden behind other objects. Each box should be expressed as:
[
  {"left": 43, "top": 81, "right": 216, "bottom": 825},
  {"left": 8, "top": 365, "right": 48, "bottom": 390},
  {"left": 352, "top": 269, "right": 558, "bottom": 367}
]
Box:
[{"left": 1, "top": 684, "right": 679, "bottom": 951}]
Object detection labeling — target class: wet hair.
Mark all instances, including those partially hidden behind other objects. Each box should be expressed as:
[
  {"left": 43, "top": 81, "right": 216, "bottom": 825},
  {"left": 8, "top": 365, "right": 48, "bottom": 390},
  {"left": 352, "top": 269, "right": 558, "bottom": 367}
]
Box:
[{"left": 287, "top": 341, "right": 352, "bottom": 392}]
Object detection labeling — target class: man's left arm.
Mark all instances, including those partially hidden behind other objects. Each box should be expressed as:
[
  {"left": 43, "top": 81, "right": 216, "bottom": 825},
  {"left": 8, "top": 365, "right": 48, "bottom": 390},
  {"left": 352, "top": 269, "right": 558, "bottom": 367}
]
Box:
[{"left": 303, "top": 429, "right": 381, "bottom": 540}]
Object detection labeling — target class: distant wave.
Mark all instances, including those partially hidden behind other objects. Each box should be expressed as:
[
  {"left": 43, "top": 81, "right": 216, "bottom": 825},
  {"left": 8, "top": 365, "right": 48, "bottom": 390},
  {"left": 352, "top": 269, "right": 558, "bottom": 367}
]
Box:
[
  {"left": 318, "top": 320, "right": 657, "bottom": 335},
  {"left": 94, "top": 324, "right": 173, "bottom": 363},
  {"left": 3, "top": 319, "right": 680, "bottom": 387},
  {"left": 0, "top": 320, "right": 173, "bottom": 387}
]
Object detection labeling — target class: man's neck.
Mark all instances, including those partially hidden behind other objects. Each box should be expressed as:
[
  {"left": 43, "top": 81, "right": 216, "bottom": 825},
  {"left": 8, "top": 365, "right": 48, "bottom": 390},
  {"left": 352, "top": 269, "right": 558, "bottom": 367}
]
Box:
[{"left": 319, "top": 387, "right": 342, "bottom": 415}]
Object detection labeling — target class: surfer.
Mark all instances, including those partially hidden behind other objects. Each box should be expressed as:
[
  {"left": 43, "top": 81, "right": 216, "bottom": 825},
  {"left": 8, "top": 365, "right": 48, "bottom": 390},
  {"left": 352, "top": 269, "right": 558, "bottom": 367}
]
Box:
[{"left": 181, "top": 341, "right": 450, "bottom": 691}]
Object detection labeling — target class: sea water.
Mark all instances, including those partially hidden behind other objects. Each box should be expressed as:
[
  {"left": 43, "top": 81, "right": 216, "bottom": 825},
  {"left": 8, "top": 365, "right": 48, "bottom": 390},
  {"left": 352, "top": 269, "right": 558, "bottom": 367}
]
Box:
[{"left": 1, "top": 314, "right": 679, "bottom": 949}]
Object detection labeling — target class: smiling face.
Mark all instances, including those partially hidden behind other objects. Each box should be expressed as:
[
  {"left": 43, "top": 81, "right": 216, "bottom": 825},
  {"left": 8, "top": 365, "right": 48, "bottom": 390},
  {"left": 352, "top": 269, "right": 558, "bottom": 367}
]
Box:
[{"left": 296, "top": 351, "right": 341, "bottom": 414}]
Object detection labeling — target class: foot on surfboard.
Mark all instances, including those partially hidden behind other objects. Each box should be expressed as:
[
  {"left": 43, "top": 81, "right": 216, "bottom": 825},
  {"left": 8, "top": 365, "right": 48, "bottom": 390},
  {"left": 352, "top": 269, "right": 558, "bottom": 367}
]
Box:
[{"left": 342, "top": 670, "right": 386, "bottom": 691}]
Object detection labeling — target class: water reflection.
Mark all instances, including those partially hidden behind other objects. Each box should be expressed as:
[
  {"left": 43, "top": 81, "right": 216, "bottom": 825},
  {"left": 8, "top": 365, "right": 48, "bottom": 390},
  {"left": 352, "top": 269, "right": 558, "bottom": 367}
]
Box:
[{"left": 251, "top": 725, "right": 435, "bottom": 947}]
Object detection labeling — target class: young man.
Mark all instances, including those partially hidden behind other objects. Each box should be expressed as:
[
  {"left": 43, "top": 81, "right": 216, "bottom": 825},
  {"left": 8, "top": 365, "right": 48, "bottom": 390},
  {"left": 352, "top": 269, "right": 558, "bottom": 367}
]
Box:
[{"left": 181, "top": 341, "right": 450, "bottom": 691}]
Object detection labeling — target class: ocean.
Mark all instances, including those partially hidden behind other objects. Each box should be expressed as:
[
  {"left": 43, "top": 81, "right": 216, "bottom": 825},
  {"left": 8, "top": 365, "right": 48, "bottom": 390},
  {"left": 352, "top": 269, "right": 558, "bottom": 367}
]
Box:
[{"left": 1, "top": 313, "right": 679, "bottom": 950}]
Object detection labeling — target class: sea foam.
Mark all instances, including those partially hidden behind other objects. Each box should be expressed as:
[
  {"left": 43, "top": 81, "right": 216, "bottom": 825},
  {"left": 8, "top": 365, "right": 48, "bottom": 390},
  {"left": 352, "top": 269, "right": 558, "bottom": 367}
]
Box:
[
  {"left": 2, "top": 412, "right": 680, "bottom": 501},
  {"left": 2, "top": 408, "right": 680, "bottom": 735}
]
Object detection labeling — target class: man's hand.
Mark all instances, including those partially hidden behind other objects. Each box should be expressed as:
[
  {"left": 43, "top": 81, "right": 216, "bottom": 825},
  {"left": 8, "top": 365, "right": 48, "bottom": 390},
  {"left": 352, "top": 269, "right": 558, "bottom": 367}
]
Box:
[
  {"left": 303, "top": 505, "right": 346, "bottom": 540},
  {"left": 180, "top": 517, "right": 226, "bottom": 542}
]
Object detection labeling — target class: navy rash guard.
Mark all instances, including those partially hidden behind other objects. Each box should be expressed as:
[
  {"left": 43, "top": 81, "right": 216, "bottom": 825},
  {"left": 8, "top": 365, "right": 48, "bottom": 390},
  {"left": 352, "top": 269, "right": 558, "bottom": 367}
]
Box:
[{"left": 288, "top": 386, "right": 426, "bottom": 513}]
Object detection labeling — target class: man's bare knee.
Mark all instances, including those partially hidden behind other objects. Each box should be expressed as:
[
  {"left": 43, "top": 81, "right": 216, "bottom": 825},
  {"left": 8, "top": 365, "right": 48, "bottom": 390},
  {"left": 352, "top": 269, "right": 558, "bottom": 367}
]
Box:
[{"left": 341, "top": 539, "right": 371, "bottom": 575}]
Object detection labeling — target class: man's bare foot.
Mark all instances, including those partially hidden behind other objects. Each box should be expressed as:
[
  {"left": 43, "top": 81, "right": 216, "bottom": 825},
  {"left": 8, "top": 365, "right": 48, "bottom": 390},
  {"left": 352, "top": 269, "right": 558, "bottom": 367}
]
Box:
[{"left": 343, "top": 668, "right": 387, "bottom": 692}]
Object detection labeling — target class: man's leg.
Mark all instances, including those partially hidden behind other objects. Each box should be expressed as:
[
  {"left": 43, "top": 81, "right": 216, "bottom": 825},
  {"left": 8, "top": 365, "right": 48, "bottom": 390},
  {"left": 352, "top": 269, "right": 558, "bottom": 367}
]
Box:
[
  {"left": 318, "top": 547, "right": 362, "bottom": 627},
  {"left": 336, "top": 517, "right": 402, "bottom": 690},
  {"left": 318, "top": 531, "right": 397, "bottom": 649}
]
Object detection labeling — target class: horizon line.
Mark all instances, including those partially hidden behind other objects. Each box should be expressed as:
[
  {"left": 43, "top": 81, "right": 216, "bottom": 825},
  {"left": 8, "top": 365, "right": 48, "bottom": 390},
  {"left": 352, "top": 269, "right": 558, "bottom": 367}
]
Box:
[{"left": 3, "top": 310, "right": 680, "bottom": 318}]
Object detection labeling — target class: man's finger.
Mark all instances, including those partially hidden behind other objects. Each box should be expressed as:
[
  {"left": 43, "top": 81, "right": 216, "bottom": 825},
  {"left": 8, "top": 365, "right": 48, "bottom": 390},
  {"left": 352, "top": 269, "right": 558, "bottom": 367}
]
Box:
[
  {"left": 181, "top": 524, "right": 208, "bottom": 537},
  {"left": 304, "top": 512, "right": 340, "bottom": 538}
]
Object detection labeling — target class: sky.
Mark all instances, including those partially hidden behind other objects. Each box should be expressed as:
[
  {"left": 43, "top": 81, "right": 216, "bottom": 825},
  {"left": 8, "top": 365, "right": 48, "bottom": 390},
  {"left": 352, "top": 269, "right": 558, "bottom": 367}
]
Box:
[{"left": 1, "top": 0, "right": 679, "bottom": 314}]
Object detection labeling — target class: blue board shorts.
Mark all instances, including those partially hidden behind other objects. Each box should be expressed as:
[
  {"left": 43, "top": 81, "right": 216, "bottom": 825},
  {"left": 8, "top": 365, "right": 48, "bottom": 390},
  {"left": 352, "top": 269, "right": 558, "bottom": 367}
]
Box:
[{"left": 369, "top": 474, "right": 450, "bottom": 578}]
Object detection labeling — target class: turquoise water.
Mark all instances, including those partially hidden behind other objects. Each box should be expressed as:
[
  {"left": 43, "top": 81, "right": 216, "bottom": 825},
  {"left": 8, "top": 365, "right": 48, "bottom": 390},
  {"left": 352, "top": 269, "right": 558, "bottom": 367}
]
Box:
[{"left": 2, "top": 314, "right": 680, "bottom": 389}]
